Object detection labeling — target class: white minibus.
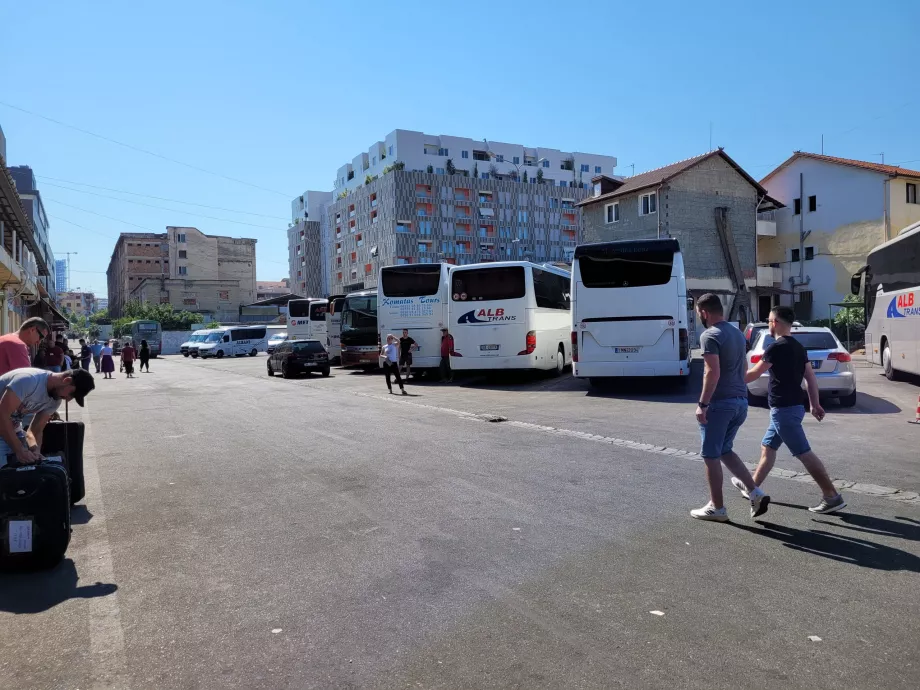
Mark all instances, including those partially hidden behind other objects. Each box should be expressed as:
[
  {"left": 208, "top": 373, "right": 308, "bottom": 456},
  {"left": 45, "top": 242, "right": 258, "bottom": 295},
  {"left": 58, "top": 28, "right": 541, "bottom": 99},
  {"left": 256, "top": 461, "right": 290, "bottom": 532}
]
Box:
[
  {"left": 448, "top": 261, "right": 571, "bottom": 373},
  {"left": 377, "top": 263, "right": 450, "bottom": 374},
  {"left": 197, "top": 326, "right": 269, "bottom": 359},
  {"left": 571, "top": 239, "right": 691, "bottom": 385}
]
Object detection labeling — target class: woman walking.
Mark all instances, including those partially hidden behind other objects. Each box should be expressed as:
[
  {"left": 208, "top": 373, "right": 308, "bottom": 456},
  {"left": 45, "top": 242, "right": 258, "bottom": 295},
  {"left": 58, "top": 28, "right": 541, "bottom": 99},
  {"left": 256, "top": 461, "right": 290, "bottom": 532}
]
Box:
[
  {"left": 121, "top": 340, "right": 137, "bottom": 378},
  {"left": 100, "top": 340, "right": 116, "bottom": 379},
  {"left": 380, "top": 334, "right": 407, "bottom": 395},
  {"left": 139, "top": 339, "right": 151, "bottom": 373}
]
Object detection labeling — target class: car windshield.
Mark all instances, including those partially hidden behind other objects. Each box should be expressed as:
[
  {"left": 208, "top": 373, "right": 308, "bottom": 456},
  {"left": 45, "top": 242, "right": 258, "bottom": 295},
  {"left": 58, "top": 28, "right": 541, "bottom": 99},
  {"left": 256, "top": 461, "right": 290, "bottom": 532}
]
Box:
[
  {"left": 269, "top": 334, "right": 286, "bottom": 342},
  {"left": 292, "top": 341, "right": 325, "bottom": 353},
  {"left": 760, "top": 332, "right": 839, "bottom": 350}
]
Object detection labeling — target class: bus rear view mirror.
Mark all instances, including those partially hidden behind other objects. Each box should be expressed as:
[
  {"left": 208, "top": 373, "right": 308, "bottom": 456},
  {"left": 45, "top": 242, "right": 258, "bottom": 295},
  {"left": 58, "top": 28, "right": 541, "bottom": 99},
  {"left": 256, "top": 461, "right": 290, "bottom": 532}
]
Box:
[{"left": 851, "top": 265, "right": 867, "bottom": 296}]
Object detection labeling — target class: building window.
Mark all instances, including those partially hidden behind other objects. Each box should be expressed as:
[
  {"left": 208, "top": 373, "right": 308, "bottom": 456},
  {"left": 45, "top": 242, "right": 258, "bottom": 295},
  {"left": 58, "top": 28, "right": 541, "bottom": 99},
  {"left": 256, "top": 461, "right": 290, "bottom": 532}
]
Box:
[
  {"left": 605, "top": 202, "right": 619, "bottom": 223},
  {"left": 350, "top": 251, "right": 357, "bottom": 262},
  {"left": 364, "top": 263, "right": 373, "bottom": 273},
  {"left": 178, "top": 266, "right": 188, "bottom": 275},
  {"left": 481, "top": 173, "right": 489, "bottom": 180},
  {"left": 805, "top": 246, "right": 815, "bottom": 261},
  {"left": 793, "top": 198, "right": 801, "bottom": 215},
  {"left": 177, "top": 233, "right": 187, "bottom": 243},
  {"left": 436, "top": 167, "right": 445, "bottom": 175},
  {"left": 808, "top": 195, "right": 817, "bottom": 212},
  {"left": 518, "top": 211, "right": 528, "bottom": 223},
  {"left": 907, "top": 183, "right": 918, "bottom": 204},
  {"left": 639, "top": 192, "right": 657, "bottom": 216},
  {"left": 388, "top": 145, "right": 393, "bottom": 156},
  {"left": 178, "top": 250, "right": 187, "bottom": 258},
  {"left": 356, "top": 233, "right": 364, "bottom": 246},
  {"left": 461, "top": 150, "right": 469, "bottom": 159},
  {"left": 542, "top": 159, "right": 550, "bottom": 168},
  {"left": 595, "top": 166, "right": 602, "bottom": 174},
  {"left": 337, "top": 271, "right": 343, "bottom": 281},
  {"left": 439, "top": 147, "right": 449, "bottom": 156},
  {"left": 397, "top": 222, "right": 412, "bottom": 233},
  {"left": 513, "top": 156, "right": 520, "bottom": 165},
  {"left": 580, "top": 164, "right": 589, "bottom": 173},
  {"left": 559, "top": 181, "right": 567, "bottom": 188},
  {"left": 496, "top": 154, "right": 504, "bottom": 163},
  {"left": 791, "top": 248, "right": 800, "bottom": 262}
]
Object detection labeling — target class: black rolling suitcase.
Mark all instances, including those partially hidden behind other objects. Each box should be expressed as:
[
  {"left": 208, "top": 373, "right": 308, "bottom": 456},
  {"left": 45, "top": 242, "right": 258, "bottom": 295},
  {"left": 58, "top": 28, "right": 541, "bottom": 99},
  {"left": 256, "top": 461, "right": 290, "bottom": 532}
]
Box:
[
  {"left": 0, "top": 459, "right": 71, "bottom": 570},
  {"left": 40, "top": 401, "right": 85, "bottom": 505}
]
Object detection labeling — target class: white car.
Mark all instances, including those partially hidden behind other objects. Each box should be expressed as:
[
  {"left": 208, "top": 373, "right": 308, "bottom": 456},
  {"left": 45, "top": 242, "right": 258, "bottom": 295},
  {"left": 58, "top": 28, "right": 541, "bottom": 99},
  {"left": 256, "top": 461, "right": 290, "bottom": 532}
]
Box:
[
  {"left": 266, "top": 332, "right": 288, "bottom": 355},
  {"left": 746, "top": 326, "right": 857, "bottom": 407}
]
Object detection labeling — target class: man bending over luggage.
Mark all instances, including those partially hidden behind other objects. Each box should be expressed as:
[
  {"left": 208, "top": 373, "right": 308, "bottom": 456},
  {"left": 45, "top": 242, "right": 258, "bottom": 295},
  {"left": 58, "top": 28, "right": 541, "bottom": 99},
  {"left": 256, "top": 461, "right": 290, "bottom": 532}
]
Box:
[{"left": 0, "top": 368, "right": 95, "bottom": 467}]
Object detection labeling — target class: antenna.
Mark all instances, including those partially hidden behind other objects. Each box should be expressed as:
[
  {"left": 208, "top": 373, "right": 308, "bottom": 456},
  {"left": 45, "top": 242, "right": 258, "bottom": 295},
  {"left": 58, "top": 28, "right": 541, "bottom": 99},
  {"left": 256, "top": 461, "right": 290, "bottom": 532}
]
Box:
[
  {"left": 876, "top": 152, "right": 885, "bottom": 164},
  {"left": 630, "top": 163, "right": 635, "bottom": 177}
]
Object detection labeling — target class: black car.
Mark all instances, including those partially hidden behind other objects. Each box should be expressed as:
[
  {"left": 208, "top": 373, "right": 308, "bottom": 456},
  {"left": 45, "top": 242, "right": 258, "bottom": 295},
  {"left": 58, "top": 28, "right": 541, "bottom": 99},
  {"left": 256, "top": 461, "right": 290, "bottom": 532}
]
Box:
[{"left": 267, "top": 339, "right": 330, "bottom": 378}]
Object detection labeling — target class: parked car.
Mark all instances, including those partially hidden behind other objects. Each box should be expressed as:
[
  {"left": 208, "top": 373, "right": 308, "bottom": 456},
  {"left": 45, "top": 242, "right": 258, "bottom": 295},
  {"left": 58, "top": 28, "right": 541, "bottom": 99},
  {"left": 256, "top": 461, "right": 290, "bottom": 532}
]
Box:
[
  {"left": 266, "top": 339, "right": 330, "bottom": 378},
  {"left": 266, "top": 332, "right": 288, "bottom": 355},
  {"left": 746, "top": 326, "right": 856, "bottom": 407},
  {"left": 744, "top": 320, "right": 802, "bottom": 350}
]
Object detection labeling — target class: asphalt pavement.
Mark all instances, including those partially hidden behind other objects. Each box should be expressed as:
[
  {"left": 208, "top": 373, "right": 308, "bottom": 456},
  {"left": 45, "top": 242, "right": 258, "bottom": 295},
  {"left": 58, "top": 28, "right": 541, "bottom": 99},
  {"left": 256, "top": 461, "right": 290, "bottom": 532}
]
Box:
[{"left": 2, "top": 355, "right": 918, "bottom": 689}]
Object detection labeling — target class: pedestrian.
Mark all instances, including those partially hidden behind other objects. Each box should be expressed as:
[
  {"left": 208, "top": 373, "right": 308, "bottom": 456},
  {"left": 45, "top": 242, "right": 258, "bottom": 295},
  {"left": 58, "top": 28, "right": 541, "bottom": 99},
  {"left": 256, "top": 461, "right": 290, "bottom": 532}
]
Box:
[
  {"left": 380, "top": 334, "right": 407, "bottom": 395},
  {"left": 0, "top": 317, "right": 49, "bottom": 376},
  {"left": 439, "top": 328, "right": 454, "bottom": 383},
  {"left": 0, "top": 367, "right": 95, "bottom": 467},
  {"left": 79, "top": 338, "right": 93, "bottom": 372},
  {"left": 100, "top": 340, "right": 115, "bottom": 379},
  {"left": 63, "top": 348, "right": 73, "bottom": 371},
  {"left": 737, "top": 305, "right": 846, "bottom": 514},
  {"left": 398, "top": 329, "right": 417, "bottom": 378},
  {"left": 45, "top": 338, "right": 65, "bottom": 373},
  {"left": 90, "top": 339, "right": 104, "bottom": 372},
  {"left": 121, "top": 340, "right": 137, "bottom": 378},
  {"left": 691, "top": 293, "right": 768, "bottom": 522},
  {"left": 138, "top": 339, "right": 151, "bottom": 373}
]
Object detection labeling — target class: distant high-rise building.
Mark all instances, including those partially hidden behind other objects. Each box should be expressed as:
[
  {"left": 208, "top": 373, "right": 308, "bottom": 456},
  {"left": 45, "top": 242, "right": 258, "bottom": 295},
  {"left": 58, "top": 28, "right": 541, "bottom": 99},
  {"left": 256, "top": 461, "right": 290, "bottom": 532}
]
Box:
[{"left": 55, "top": 258, "right": 68, "bottom": 292}]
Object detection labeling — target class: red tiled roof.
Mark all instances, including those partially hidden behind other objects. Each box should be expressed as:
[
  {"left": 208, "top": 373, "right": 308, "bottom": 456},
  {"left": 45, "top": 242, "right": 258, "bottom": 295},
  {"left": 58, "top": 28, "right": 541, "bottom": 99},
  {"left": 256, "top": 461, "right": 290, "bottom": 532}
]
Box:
[
  {"left": 579, "top": 149, "right": 768, "bottom": 207},
  {"left": 761, "top": 152, "right": 920, "bottom": 184}
]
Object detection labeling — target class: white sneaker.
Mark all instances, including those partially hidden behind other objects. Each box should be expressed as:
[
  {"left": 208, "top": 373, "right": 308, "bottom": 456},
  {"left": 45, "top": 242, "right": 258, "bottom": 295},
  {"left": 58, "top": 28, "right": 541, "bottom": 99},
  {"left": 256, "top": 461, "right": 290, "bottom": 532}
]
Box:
[
  {"left": 690, "top": 502, "right": 729, "bottom": 522},
  {"left": 749, "top": 487, "right": 770, "bottom": 519},
  {"left": 731, "top": 477, "right": 750, "bottom": 499}
]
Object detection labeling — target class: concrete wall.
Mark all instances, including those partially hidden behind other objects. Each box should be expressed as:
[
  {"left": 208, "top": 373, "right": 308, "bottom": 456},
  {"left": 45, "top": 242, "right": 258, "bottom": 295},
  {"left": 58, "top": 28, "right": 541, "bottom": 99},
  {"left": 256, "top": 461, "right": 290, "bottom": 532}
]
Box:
[
  {"left": 161, "top": 330, "right": 194, "bottom": 355},
  {"left": 888, "top": 177, "right": 920, "bottom": 236}
]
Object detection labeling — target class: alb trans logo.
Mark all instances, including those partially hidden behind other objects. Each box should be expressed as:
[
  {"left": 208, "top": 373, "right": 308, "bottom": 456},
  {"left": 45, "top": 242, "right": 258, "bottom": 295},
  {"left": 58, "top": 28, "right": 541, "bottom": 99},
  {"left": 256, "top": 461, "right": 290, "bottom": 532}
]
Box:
[
  {"left": 457, "top": 308, "right": 517, "bottom": 324},
  {"left": 887, "top": 292, "right": 919, "bottom": 318}
]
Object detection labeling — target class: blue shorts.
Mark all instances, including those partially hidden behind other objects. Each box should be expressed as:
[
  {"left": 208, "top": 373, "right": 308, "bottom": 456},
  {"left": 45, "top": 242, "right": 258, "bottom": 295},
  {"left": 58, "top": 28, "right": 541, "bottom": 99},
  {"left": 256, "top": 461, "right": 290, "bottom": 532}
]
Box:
[
  {"left": 762, "top": 405, "right": 811, "bottom": 456},
  {"left": 699, "top": 397, "right": 748, "bottom": 459}
]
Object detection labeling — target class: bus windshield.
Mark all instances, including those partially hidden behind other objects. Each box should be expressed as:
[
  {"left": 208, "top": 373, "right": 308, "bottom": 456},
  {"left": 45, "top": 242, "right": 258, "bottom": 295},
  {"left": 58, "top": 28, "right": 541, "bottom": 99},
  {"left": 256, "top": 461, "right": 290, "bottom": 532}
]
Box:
[
  {"left": 382, "top": 265, "right": 442, "bottom": 297},
  {"left": 343, "top": 296, "right": 377, "bottom": 330},
  {"left": 452, "top": 267, "right": 525, "bottom": 302},
  {"left": 288, "top": 300, "right": 312, "bottom": 318}
]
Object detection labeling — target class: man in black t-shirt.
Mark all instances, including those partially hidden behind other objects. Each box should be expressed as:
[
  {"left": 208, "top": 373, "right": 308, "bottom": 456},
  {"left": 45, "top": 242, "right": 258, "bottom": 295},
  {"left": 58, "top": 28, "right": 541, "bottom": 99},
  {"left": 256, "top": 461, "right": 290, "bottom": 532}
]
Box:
[
  {"left": 741, "top": 306, "right": 846, "bottom": 514},
  {"left": 398, "top": 329, "right": 418, "bottom": 378}
]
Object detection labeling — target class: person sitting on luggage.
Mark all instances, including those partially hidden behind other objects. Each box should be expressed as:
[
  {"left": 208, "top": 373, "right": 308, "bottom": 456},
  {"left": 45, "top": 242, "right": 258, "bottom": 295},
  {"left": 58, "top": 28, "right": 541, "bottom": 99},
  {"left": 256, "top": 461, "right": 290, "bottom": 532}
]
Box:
[{"left": 0, "top": 368, "right": 95, "bottom": 466}]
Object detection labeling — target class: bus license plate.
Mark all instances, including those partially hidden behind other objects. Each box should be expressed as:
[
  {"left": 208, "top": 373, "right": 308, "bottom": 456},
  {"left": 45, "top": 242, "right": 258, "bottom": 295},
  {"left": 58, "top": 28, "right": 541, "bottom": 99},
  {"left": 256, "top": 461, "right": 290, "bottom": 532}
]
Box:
[
  {"left": 480, "top": 344, "right": 499, "bottom": 351},
  {"left": 615, "top": 347, "right": 640, "bottom": 353},
  {"left": 810, "top": 360, "right": 821, "bottom": 369}
]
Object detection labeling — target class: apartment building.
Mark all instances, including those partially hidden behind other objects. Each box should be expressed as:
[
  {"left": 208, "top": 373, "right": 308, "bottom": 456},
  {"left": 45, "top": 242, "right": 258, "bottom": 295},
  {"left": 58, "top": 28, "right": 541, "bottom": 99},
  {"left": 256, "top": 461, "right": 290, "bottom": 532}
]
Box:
[
  {"left": 9, "top": 165, "right": 56, "bottom": 302},
  {"left": 106, "top": 226, "right": 257, "bottom": 319},
  {"left": 58, "top": 291, "right": 96, "bottom": 316},
  {"left": 289, "top": 129, "right": 617, "bottom": 295},
  {"left": 760, "top": 152, "right": 920, "bottom": 318}
]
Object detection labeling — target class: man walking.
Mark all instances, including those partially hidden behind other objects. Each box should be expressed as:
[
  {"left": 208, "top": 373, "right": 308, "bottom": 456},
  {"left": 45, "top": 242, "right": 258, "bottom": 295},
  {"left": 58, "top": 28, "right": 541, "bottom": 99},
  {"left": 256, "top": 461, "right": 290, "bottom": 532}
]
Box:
[
  {"left": 737, "top": 306, "right": 846, "bottom": 514},
  {"left": 0, "top": 317, "right": 49, "bottom": 376},
  {"left": 45, "top": 338, "right": 65, "bottom": 373},
  {"left": 692, "top": 294, "right": 768, "bottom": 522},
  {"left": 90, "top": 339, "right": 104, "bottom": 372},
  {"left": 439, "top": 328, "right": 454, "bottom": 383},
  {"left": 398, "top": 329, "right": 417, "bottom": 379}
]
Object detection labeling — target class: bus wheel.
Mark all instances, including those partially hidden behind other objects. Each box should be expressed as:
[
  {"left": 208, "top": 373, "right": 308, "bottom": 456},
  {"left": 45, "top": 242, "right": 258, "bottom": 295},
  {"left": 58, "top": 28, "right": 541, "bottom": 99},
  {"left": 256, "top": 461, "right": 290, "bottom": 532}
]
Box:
[
  {"left": 249, "top": 349, "right": 257, "bottom": 357},
  {"left": 882, "top": 342, "right": 901, "bottom": 381},
  {"left": 216, "top": 350, "right": 224, "bottom": 359},
  {"left": 553, "top": 346, "right": 565, "bottom": 377}
]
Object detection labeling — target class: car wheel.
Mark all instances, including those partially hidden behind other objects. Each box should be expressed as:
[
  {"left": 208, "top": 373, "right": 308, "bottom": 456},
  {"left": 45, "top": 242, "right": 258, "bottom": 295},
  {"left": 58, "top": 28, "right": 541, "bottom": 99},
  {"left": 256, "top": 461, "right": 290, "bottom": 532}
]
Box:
[
  {"left": 281, "top": 363, "right": 291, "bottom": 379},
  {"left": 249, "top": 348, "right": 257, "bottom": 357},
  {"left": 267, "top": 362, "right": 274, "bottom": 377},
  {"left": 553, "top": 346, "right": 565, "bottom": 377},
  {"left": 183, "top": 353, "right": 189, "bottom": 358},
  {"left": 321, "top": 367, "right": 330, "bottom": 377},
  {"left": 216, "top": 350, "right": 224, "bottom": 359},
  {"left": 839, "top": 390, "right": 857, "bottom": 407}
]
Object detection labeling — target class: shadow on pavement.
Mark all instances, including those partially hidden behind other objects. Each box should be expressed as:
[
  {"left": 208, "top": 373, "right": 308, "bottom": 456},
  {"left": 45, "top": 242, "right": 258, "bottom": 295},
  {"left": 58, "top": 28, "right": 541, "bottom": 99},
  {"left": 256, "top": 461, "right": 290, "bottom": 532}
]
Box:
[
  {"left": 70, "top": 505, "right": 93, "bottom": 525},
  {"left": 812, "top": 513, "right": 920, "bottom": 543},
  {"left": 0, "top": 559, "right": 118, "bottom": 614},
  {"left": 731, "top": 521, "right": 920, "bottom": 572},
  {"left": 832, "top": 392, "right": 901, "bottom": 415}
]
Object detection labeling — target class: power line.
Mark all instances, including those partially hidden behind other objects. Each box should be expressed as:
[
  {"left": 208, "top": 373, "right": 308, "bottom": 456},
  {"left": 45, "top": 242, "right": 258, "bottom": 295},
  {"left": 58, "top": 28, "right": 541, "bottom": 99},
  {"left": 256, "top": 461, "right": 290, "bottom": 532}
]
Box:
[
  {"left": 48, "top": 214, "right": 119, "bottom": 239},
  {"left": 0, "top": 100, "right": 294, "bottom": 198},
  {"left": 37, "top": 175, "right": 289, "bottom": 220},
  {"left": 42, "top": 181, "right": 284, "bottom": 231},
  {"left": 47, "top": 200, "right": 158, "bottom": 232}
]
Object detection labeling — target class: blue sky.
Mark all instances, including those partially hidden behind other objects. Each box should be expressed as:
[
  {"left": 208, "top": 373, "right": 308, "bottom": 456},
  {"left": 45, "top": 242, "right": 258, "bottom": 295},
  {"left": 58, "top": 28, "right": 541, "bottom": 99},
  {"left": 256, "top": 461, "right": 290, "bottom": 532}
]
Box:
[{"left": 2, "top": 0, "right": 918, "bottom": 298}]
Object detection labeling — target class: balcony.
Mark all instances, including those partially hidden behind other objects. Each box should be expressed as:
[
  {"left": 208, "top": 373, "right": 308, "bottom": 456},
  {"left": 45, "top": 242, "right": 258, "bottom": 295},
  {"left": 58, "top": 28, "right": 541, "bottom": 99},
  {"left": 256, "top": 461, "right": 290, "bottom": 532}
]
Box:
[
  {"left": 757, "top": 211, "right": 777, "bottom": 237},
  {"left": 757, "top": 265, "right": 782, "bottom": 285}
]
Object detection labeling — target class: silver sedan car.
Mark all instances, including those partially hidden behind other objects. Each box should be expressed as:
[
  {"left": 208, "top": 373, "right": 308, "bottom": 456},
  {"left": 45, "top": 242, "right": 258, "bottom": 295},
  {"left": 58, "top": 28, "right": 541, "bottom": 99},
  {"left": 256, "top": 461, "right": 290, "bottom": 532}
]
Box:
[{"left": 746, "top": 326, "right": 857, "bottom": 407}]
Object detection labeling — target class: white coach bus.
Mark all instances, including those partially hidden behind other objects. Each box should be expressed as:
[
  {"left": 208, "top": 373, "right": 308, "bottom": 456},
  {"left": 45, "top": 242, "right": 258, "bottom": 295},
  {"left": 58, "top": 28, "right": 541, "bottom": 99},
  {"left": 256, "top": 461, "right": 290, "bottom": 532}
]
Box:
[
  {"left": 377, "top": 263, "right": 450, "bottom": 374},
  {"left": 571, "top": 239, "right": 691, "bottom": 385},
  {"left": 287, "top": 297, "right": 329, "bottom": 341},
  {"left": 851, "top": 220, "right": 920, "bottom": 380},
  {"left": 448, "top": 261, "right": 571, "bottom": 374}
]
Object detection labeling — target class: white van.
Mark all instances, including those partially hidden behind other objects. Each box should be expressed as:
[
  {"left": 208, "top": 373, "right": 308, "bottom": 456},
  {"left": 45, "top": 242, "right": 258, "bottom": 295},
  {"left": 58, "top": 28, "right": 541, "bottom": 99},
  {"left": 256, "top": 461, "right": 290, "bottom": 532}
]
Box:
[
  {"left": 571, "top": 239, "right": 691, "bottom": 384},
  {"left": 197, "top": 326, "right": 269, "bottom": 359},
  {"left": 181, "top": 329, "right": 216, "bottom": 357}
]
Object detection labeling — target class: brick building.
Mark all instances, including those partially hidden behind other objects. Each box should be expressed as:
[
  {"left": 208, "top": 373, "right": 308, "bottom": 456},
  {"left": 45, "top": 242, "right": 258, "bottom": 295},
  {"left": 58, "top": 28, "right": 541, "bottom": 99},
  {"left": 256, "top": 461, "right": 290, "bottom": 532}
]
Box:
[
  {"left": 106, "top": 226, "right": 257, "bottom": 319},
  {"left": 58, "top": 291, "right": 96, "bottom": 316}
]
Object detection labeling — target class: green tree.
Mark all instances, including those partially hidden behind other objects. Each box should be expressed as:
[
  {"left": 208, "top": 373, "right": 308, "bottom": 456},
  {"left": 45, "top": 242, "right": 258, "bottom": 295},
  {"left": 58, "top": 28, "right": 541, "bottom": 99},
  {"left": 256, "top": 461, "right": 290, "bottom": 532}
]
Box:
[
  {"left": 522, "top": 170, "right": 528, "bottom": 183},
  {"left": 834, "top": 293, "right": 865, "bottom": 326},
  {"left": 473, "top": 162, "right": 478, "bottom": 179},
  {"left": 445, "top": 158, "right": 456, "bottom": 175},
  {"left": 426, "top": 164, "right": 434, "bottom": 174},
  {"left": 536, "top": 168, "right": 544, "bottom": 184}
]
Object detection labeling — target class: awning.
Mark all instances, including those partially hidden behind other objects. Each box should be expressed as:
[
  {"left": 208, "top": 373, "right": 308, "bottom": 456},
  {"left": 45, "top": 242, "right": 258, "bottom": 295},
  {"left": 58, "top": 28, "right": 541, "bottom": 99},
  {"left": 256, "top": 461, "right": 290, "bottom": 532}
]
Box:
[
  {"left": 751, "top": 285, "right": 792, "bottom": 295},
  {"left": 40, "top": 298, "right": 70, "bottom": 329}
]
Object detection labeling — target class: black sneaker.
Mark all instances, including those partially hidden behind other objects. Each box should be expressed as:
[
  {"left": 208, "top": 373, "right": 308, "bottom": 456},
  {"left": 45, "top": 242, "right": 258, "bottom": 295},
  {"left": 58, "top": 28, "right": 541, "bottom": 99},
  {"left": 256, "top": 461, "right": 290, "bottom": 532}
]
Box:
[{"left": 809, "top": 494, "right": 846, "bottom": 514}]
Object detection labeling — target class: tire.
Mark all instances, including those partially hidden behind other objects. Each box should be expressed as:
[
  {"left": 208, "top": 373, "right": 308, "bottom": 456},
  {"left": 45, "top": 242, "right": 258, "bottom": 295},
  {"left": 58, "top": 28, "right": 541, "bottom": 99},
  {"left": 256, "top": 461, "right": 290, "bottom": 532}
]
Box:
[
  {"left": 267, "top": 362, "right": 274, "bottom": 377},
  {"left": 183, "top": 353, "right": 189, "bottom": 358},
  {"left": 281, "top": 363, "right": 291, "bottom": 379},
  {"left": 553, "top": 345, "right": 565, "bottom": 377},
  {"left": 249, "top": 349, "right": 257, "bottom": 357},
  {"left": 839, "top": 389, "right": 857, "bottom": 407},
  {"left": 882, "top": 342, "right": 901, "bottom": 381},
  {"left": 216, "top": 350, "right": 224, "bottom": 359},
  {"left": 321, "top": 367, "right": 330, "bottom": 377}
]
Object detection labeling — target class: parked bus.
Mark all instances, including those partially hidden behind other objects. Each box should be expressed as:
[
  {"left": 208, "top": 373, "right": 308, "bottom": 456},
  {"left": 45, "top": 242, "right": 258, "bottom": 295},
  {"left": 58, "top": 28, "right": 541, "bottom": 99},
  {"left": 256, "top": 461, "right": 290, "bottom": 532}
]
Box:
[
  {"left": 852, "top": 220, "right": 920, "bottom": 380},
  {"left": 448, "top": 261, "right": 571, "bottom": 373},
  {"left": 326, "top": 294, "right": 346, "bottom": 363},
  {"left": 339, "top": 289, "right": 379, "bottom": 369},
  {"left": 124, "top": 320, "right": 162, "bottom": 356},
  {"left": 571, "top": 239, "right": 691, "bottom": 385},
  {"left": 197, "top": 325, "right": 268, "bottom": 359},
  {"left": 377, "top": 263, "right": 450, "bottom": 375},
  {"left": 287, "top": 297, "right": 328, "bottom": 341}
]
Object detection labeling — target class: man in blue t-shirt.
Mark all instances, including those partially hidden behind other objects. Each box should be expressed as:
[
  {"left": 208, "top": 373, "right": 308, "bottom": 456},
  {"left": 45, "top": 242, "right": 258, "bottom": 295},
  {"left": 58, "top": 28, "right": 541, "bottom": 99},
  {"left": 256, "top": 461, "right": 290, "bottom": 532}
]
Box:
[
  {"left": 740, "top": 306, "right": 845, "bottom": 514},
  {"left": 691, "top": 294, "right": 768, "bottom": 522}
]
